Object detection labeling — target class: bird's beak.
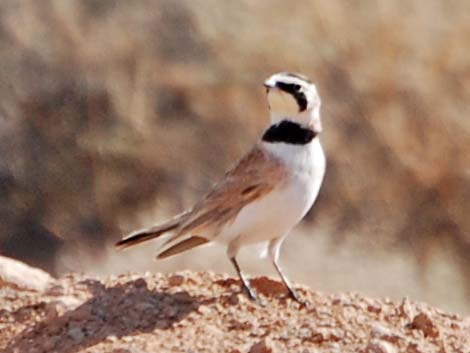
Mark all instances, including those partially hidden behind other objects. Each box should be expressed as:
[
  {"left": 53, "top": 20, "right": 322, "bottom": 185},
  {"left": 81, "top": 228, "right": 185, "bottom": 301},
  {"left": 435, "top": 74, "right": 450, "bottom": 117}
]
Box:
[
  {"left": 263, "top": 80, "right": 276, "bottom": 93},
  {"left": 263, "top": 80, "right": 276, "bottom": 89}
]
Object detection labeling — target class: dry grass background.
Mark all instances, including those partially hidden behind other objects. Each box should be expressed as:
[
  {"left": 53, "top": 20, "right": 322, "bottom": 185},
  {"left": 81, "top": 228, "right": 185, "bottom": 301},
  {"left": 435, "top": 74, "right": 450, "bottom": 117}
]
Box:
[{"left": 0, "top": 0, "right": 469, "bottom": 314}]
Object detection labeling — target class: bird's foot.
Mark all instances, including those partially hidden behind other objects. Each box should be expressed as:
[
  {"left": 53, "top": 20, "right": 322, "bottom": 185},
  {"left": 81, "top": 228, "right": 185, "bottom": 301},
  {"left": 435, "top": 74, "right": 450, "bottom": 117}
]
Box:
[
  {"left": 288, "top": 288, "right": 311, "bottom": 309},
  {"left": 241, "top": 284, "right": 266, "bottom": 306}
]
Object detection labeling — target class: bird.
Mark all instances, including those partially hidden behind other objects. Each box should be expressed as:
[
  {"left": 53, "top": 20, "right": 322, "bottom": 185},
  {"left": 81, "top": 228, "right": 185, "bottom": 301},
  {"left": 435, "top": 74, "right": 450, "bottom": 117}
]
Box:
[{"left": 115, "top": 72, "right": 326, "bottom": 304}]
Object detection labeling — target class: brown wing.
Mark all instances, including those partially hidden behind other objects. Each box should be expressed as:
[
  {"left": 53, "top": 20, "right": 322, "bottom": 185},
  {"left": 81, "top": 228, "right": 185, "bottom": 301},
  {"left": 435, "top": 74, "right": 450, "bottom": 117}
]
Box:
[{"left": 164, "top": 145, "right": 287, "bottom": 244}]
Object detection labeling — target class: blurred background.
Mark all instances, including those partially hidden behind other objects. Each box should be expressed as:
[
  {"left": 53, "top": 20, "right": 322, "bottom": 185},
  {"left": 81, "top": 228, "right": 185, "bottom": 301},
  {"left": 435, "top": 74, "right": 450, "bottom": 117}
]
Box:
[{"left": 0, "top": 0, "right": 469, "bottom": 314}]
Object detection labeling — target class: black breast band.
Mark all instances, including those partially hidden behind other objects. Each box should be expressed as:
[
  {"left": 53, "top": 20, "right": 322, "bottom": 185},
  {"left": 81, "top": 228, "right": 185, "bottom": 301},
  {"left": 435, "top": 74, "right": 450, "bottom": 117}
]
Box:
[{"left": 262, "top": 120, "right": 317, "bottom": 145}]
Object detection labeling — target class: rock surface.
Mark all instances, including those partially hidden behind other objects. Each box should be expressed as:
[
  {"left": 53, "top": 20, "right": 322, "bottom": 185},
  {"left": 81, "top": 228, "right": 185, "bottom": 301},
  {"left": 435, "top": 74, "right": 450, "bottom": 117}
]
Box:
[
  {"left": 0, "top": 255, "right": 53, "bottom": 292},
  {"left": 0, "top": 270, "right": 468, "bottom": 353}
]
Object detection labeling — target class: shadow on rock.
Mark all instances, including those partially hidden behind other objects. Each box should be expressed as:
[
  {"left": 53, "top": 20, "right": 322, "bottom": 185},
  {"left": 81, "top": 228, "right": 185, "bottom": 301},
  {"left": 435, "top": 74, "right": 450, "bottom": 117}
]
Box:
[{"left": 6, "top": 279, "right": 200, "bottom": 353}]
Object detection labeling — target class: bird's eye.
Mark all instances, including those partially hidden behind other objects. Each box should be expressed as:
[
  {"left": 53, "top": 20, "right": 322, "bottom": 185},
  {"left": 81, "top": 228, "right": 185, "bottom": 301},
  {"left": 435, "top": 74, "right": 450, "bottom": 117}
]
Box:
[{"left": 293, "top": 84, "right": 301, "bottom": 91}]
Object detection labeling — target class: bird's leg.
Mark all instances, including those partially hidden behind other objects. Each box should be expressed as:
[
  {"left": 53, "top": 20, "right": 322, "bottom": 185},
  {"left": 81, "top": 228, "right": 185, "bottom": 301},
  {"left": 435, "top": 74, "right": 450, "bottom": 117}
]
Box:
[
  {"left": 229, "top": 256, "right": 259, "bottom": 302},
  {"left": 268, "top": 238, "right": 308, "bottom": 305},
  {"left": 272, "top": 259, "right": 304, "bottom": 303}
]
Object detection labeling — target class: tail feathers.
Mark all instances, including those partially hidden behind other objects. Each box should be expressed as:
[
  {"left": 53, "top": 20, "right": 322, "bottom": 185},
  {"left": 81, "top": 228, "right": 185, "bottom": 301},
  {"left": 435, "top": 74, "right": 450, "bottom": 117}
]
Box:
[
  {"left": 157, "top": 236, "right": 209, "bottom": 259},
  {"left": 115, "top": 220, "right": 180, "bottom": 250}
]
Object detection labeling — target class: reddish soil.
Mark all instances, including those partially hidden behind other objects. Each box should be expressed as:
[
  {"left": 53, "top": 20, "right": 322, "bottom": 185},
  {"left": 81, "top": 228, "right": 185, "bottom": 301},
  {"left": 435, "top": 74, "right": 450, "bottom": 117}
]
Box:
[{"left": 0, "top": 271, "right": 468, "bottom": 353}]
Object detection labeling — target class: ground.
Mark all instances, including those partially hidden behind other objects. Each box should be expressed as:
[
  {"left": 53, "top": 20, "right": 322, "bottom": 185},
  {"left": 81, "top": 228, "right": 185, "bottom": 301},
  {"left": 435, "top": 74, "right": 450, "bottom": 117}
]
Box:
[{"left": 0, "top": 261, "right": 468, "bottom": 353}]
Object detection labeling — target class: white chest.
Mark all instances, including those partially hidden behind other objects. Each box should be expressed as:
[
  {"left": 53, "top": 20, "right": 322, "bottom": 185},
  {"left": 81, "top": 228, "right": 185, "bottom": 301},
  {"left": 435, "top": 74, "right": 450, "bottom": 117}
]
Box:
[{"left": 218, "top": 138, "right": 326, "bottom": 245}]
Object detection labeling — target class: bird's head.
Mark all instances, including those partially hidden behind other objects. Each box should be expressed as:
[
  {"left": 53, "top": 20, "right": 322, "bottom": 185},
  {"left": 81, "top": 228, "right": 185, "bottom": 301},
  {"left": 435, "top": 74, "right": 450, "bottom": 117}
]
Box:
[{"left": 264, "top": 72, "right": 322, "bottom": 132}]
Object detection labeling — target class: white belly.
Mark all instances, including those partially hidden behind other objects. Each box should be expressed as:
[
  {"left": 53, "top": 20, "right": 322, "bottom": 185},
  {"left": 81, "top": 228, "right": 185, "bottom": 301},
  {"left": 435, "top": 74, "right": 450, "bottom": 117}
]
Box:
[{"left": 217, "top": 138, "right": 325, "bottom": 246}]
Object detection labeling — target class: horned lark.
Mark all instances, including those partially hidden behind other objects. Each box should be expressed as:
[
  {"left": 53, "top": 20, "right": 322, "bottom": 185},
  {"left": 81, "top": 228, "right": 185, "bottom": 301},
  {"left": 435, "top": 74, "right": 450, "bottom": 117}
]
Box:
[{"left": 116, "top": 72, "right": 326, "bottom": 303}]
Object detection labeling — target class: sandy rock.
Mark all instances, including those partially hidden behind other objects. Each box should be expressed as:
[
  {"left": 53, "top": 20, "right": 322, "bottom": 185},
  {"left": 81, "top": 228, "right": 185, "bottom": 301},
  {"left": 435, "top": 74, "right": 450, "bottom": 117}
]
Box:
[
  {"left": 0, "top": 256, "right": 53, "bottom": 291},
  {"left": 0, "top": 271, "right": 468, "bottom": 353},
  {"left": 248, "top": 339, "right": 272, "bottom": 353},
  {"left": 408, "top": 313, "right": 439, "bottom": 338},
  {"left": 68, "top": 326, "right": 85, "bottom": 342},
  {"left": 365, "top": 339, "right": 397, "bottom": 353}
]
